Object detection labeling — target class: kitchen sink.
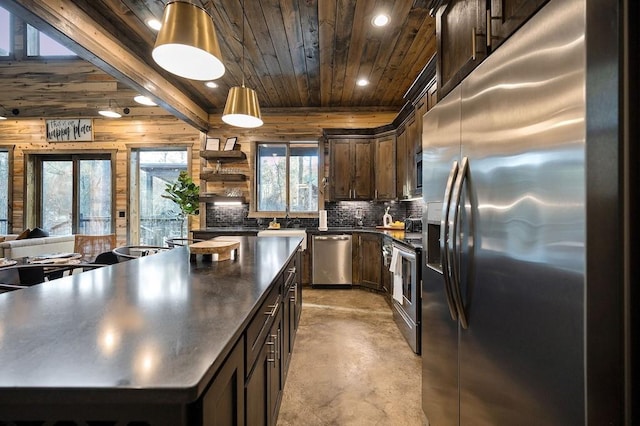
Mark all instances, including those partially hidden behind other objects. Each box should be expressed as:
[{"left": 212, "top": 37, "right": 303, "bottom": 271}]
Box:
[{"left": 256, "top": 229, "right": 307, "bottom": 250}]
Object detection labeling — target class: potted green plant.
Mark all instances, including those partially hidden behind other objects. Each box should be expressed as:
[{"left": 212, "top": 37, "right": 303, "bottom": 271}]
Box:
[{"left": 162, "top": 170, "right": 200, "bottom": 238}]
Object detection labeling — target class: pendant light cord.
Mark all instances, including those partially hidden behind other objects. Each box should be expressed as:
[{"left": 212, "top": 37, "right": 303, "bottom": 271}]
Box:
[{"left": 241, "top": 0, "right": 246, "bottom": 88}]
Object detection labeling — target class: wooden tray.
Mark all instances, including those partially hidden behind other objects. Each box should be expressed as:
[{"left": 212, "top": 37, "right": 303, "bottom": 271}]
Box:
[{"left": 189, "top": 240, "right": 240, "bottom": 261}]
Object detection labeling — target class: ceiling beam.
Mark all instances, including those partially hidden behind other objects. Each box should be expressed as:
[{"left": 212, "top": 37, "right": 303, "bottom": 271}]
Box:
[{"left": 0, "top": 0, "right": 210, "bottom": 132}]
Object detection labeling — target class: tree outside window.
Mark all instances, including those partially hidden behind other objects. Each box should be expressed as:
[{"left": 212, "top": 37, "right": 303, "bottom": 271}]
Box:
[{"left": 256, "top": 142, "right": 319, "bottom": 213}]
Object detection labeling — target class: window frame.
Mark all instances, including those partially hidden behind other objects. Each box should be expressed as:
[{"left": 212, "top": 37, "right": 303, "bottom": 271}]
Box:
[
  {"left": 128, "top": 145, "right": 193, "bottom": 245},
  {"left": 25, "top": 23, "right": 78, "bottom": 58},
  {"left": 0, "top": 5, "right": 14, "bottom": 60},
  {"left": 0, "top": 145, "right": 14, "bottom": 234},
  {"left": 250, "top": 140, "right": 323, "bottom": 219},
  {"left": 24, "top": 150, "right": 116, "bottom": 235}
]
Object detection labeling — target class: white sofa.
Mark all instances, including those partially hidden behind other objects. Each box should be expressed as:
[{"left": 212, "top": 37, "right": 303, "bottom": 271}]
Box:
[{"left": 0, "top": 235, "right": 76, "bottom": 259}]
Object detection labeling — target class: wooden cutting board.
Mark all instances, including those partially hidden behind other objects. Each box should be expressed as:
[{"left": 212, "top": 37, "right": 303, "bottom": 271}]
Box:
[
  {"left": 189, "top": 240, "right": 240, "bottom": 261},
  {"left": 375, "top": 226, "right": 405, "bottom": 230}
]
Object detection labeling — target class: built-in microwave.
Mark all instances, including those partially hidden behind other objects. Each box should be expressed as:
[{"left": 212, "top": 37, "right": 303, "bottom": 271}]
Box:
[{"left": 416, "top": 151, "right": 423, "bottom": 190}]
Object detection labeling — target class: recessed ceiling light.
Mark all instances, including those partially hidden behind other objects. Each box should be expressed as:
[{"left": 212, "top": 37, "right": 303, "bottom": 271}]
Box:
[
  {"left": 356, "top": 79, "right": 369, "bottom": 87},
  {"left": 205, "top": 81, "right": 219, "bottom": 88},
  {"left": 372, "top": 14, "right": 390, "bottom": 27},
  {"left": 98, "top": 109, "right": 122, "bottom": 119},
  {"left": 147, "top": 18, "right": 162, "bottom": 31},
  {"left": 134, "top": 95, "right": 157, "bottom": 106}
]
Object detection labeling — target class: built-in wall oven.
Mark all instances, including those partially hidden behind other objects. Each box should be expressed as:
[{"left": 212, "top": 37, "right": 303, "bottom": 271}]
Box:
[{"left": 390, "top": 241, "right": 422, "bottom": 354}]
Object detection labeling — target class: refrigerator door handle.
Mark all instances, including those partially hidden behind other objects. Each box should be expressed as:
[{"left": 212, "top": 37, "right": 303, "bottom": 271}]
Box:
[
  {"left": 440, "top": 161, "right": 459, "bottom": 321},
  {"left": 448, "top": 157, "right": 470, "bottom": 329}
]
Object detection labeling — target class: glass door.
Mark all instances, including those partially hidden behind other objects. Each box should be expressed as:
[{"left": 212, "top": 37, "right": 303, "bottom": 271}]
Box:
[
  {"left": 0, "top": 150, "right": 9, "bottom": 234},
  {"left": 38, "top": 155, "right": 113, "bottom": 235},
  {"left": 130, "top": 148, "right": 188, "bottom": 245}
]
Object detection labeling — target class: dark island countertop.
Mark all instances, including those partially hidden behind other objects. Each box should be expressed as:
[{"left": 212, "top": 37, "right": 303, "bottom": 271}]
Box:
[{"left": 0, "top": 236, "right": 301, "bottom": 406}]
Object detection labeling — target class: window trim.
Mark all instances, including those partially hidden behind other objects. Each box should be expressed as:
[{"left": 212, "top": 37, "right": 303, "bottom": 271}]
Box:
[
  {"left": 249, "top": 140, "right": 323, "bottom": 219},
  {"left": 25, "top": 24, "right": 78, "bottom": 58},
  {"left": 0, "top": 145, "right": 14, "bottom": 233},
  {"left": 0, "top": 5, "right": 15, "bottom": 60},
  {"left": 127, "top": 144, "right": 194, "bottom": 245},
  {"left": 24, "top": 150, "right": 116, "bottom": 234}
]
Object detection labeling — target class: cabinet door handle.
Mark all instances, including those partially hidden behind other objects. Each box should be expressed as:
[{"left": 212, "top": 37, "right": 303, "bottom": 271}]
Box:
[
  {"left": 290, "top": 284, "right": 297, "bottom": 303},
  {"left": 277, "top": 328, "right": 281, "bottom": 360},
  {"left": 471, "top": 27, "right": 477, "bottom": 60},
  {"left": 375, "top": 189, "right": 378, "bottom": 199},
  {"left": 265, "top": 303, "right": 278, "bottom": 317},
  {"left": 266, "top": 336, "right": 276, "bottom": 363}
]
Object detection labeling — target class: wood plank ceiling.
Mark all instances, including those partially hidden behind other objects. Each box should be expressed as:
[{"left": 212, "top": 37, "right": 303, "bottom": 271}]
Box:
[{"left": 0, "top": 0, "right": 436, "bottom": 130}]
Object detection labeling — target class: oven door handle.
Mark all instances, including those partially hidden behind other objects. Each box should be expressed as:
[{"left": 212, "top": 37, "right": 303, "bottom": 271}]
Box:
[{"left": 440, "top": 161, "right": 459, "bottom": 321}]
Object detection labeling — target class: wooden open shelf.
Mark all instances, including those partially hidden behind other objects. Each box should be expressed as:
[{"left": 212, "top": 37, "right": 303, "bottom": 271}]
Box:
[
  {"left": 200, "top": 172, "right": 246, "bottom": 181},
  {"left": 200, "top": 150, "right": 246, "bottom": 161}
]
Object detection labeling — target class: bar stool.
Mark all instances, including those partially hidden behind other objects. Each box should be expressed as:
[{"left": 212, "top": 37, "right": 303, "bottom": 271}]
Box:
[{"left": 112, "top": 245, "right": 170, "bottom": 262}]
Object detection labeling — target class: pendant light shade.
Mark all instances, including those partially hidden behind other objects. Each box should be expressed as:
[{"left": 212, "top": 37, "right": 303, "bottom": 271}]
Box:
[
  {"left": 222, "top": 0, "right": 263, "bottom": 128},
  {"left": 222, "top": 85, "right": 263, "bottom": 128},
  {"left": 152, "top": 1, "right": 225, "bottom": 81}
]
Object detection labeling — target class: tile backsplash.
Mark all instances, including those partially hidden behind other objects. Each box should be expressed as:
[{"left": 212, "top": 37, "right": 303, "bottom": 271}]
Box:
[{"left": 205, "top": 200, "right": 422, "bottom": 228}]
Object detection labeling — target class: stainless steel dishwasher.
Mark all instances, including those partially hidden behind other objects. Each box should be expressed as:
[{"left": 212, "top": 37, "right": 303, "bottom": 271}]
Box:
[{"left": 312, "top": 235, "right": 352, "bottom": 286}]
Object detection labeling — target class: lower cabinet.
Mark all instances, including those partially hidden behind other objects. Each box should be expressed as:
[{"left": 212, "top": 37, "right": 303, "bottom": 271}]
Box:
[
  {"left": 282, "top": 259, "right": 300, "bottom": 378},
  {"left": 245, "top": 255, "right": 300, "bottom": 426},
  {"left": 195, "top": 253, "right": 301, "bottom": 426},
  {"left": 200, "top": 337, "right": 246, "bottom": 426},
  {"left": 354, "top": 233, "right": 382, "bottom": 291},
  {"left": 246, "top": 306, "right": 283, "bottom": 426}
]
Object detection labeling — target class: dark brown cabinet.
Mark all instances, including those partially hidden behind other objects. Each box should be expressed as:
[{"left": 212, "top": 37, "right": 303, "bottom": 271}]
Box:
[
  {"left": 374, "top": 135, "right": 396, "bottom": 200},
  {"left": 329, "top": 138, "right": 373, "bottom": 200},
  {"left": 437, "top": 0, "right": 488, "bottom": 98},
  {"left": 405, "top": 116, "right": 419, "bottom": 198},
  {"left": 245, "top": 255, "right": 299, "bottom": 426},
  {"left": 246, "top": 306, "right": 282, "bottom": 426},
  {"left": 282, "top": 257, "right": 301, "bottom": 380},
  {"left": 201, "top": 337, "right": 245, "bottom": 426},
  {"left": 489, "top": 0, "right": 549, "bottom": 50},
  {"left": 355, "top": 233, "right": 382, "bottom": 291},
  {"left": 437, "top": 0, "right": 548, "bottom": 98},
  {"left": 396, "top": 125, "right": 408, "bottom": 199}
]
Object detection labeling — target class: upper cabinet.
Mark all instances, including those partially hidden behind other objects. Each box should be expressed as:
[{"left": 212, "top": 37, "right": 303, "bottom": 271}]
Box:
[
  {"left": 436, "top": 0, "right": 488, "bottom": 99},
  {"left": 374, "top": 135, "right": 396, "bottom": 201},
  {"left": 329, "top": 138, "right": 373, "bottom": 201},
  {"left": 396, "top": 125, "right": 408, "bottom": 199},
  {"left": 489, "top": 0, "right": 549, "bottom": 50},
  {"left": 436, "top": 0, "right": 549, "bottom": 98}
]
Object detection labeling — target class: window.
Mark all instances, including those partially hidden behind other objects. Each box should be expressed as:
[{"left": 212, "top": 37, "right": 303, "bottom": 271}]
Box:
[
  {"left": 36, "top": 154, "right": 113, "bottom": 235},
  {"left": 0, "top": 150, "right": 9, "bottom": 233},
  {"left": 130, "top": 148, "right": 189, "bottom": 245},
  {"left": 255, "top": 142, "right": 319, "bottom": 214},
  {"left": 26, "top": 24, "right": 76, "bottom": 56},
  {"left": 0, "top": 7, "right": 11, "bottom": 57}
]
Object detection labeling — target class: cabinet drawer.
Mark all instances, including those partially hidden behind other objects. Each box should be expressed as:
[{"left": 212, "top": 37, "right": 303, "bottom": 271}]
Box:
[{"left": 246, "top": 279, "right": 282, "bottom": 371}]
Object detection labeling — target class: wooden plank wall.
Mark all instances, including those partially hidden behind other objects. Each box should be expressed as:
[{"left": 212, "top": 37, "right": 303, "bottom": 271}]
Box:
[
  {"left": 0, "top": 116, "right": 200, "bottom": 245},
  {"left": 0, "top": 110, "right": 397, "bottom": 242}
]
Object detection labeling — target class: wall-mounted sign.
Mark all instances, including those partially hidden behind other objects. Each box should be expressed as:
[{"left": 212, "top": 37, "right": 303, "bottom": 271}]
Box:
[{"left": 46, "top": 119, "right": 94, "bottom": 142}]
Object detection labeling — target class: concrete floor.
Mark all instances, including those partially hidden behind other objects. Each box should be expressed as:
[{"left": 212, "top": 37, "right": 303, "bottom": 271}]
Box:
[{"left": 277, "top": 288, "right": 425, "bottom": 426}]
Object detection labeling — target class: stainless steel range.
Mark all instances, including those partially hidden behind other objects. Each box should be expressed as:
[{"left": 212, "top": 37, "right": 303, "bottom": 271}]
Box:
[{"left": 389, "top": 240, "right": 421, "bottom": 354}]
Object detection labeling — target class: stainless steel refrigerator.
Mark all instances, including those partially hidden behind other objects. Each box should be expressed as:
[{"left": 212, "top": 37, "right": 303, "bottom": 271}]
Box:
[{"left": 421, "top": 0, "right": 631, "bottom": 424}]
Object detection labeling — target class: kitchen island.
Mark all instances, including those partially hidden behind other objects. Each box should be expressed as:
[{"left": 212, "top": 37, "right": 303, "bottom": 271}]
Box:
[{"left": 0, "top": 235, "right": 302, "bottom": 425}]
